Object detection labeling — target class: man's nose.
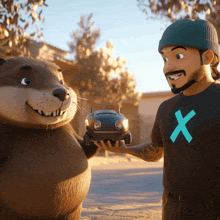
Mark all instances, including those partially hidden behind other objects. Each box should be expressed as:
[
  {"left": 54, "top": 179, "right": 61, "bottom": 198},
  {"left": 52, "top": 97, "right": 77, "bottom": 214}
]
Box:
[{"left": 164, "top": 61, "right": 176, "bottom": 75}]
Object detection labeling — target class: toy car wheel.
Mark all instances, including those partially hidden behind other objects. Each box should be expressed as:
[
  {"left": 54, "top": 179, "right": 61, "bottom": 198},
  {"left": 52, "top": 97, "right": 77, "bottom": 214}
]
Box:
[
  {"left": 124, "top": 131, "right": 132, "bottom": 144},
  {"left": 84, "top": 133, "right": 91, "bottom": 146}
]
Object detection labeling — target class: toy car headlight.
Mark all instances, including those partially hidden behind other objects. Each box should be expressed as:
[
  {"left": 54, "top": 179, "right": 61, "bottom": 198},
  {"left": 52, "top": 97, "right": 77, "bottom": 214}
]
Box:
[
  {"left": 122, "top": 119, "right": 129, "bottom": 130},
  {"left": 85, "top": 119, "right": 89, "bottom": 126},
  {"left": 115, "top": 120, "right": 122, "bottom": 130},
  {"left": 94, "top": 120, "right": 101, "bottom": 130}
]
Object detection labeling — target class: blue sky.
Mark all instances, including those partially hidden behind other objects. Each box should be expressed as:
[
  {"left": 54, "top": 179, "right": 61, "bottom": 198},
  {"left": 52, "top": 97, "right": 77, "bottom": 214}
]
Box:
[{"left": 27, "top": 0, "right": 179, "bottom": 93}]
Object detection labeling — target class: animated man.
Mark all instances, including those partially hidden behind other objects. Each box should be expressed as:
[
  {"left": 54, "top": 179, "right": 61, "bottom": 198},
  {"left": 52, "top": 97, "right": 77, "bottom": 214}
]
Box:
[{"left": 94, "top": 19, "right": 220, "bottom": 219}]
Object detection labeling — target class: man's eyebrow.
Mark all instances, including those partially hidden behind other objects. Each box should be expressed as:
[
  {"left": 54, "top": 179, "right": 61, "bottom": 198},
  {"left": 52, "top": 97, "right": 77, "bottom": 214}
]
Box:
[
  {"left": 160, "top": 46, "right": 187, "bottom": 54},
  {"left": 171, "top": 46, "right": 187, "bottom": 51}
]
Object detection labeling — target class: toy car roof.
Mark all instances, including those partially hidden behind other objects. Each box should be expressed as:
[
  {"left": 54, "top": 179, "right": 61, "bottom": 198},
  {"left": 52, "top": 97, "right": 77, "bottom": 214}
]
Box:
[{"left": 94, "top": 110, "right": 117, "bottom": 115}]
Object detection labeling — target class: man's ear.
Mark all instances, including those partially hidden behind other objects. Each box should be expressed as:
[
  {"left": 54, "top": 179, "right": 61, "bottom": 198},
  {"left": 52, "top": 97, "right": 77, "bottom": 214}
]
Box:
[{"left": 202, "top": 50, "right": 214, "bottom": 65}]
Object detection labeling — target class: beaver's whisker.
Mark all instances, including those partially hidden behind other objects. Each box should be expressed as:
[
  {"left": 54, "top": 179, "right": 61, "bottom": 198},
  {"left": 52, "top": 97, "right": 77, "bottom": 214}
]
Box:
[
  {"left": 72, "top": 101, "right": 89, "bottom": 114},
  {"left": 77, "top": 97, "right": 88, "bottom": 101}
]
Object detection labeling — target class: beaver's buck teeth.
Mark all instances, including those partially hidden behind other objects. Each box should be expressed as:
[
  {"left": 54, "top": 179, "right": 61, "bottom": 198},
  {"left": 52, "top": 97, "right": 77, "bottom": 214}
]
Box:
[
  {"left": 33, "top": 108, "right": 65, "bottom": 117},
  {"left": 44, "top": 111, "right": 50, "bottom": 116},
  {"left": 56, "top": 109, "right": 59, "bottom": 116}
]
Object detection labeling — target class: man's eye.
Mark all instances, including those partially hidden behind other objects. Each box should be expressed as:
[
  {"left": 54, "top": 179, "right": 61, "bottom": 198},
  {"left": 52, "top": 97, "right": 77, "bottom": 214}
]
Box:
[
  {"left": 163, "top": 58, "right": 168, "bottom": 62},
  {"left": 176, "top": 54, "right": 184, "bottom": 59}
]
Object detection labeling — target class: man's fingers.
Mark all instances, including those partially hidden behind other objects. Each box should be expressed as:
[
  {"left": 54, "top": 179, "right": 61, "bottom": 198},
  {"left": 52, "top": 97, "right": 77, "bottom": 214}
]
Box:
[
  {"left": 93, "top": 140, "right": 125, "bottom": 152},
  {"left": 101, "top": 140, "right": 109, "bottom": 150},
  {"left": 107, "top": 140, "right": 114, "bottom": 150},
  {"left": 93, "top": 141, "right": 101, "bottom": 148},
  {"left": 115, "top": 140, "right": 119, "bottom": 149},
  {"left": 93, "top": 141, "right": 107, "bottom": 150}
]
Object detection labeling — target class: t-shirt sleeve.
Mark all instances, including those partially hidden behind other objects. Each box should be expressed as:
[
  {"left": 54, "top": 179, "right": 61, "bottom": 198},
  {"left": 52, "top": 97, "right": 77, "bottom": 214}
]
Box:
[{"left": 150, "top": 103, "right": 163, "bottom": 148}]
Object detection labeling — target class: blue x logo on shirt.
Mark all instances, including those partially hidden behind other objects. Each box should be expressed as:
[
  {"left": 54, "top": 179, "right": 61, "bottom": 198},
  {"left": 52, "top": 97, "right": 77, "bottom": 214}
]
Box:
[{"left": 170, "top": 110, "right": 196, "bottom": 143}]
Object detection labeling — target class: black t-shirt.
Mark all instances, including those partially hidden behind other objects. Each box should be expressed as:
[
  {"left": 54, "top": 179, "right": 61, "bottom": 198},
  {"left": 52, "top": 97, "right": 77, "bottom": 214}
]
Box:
[{"left": 151, "top": 82, "right": 220, "bottom": 197}]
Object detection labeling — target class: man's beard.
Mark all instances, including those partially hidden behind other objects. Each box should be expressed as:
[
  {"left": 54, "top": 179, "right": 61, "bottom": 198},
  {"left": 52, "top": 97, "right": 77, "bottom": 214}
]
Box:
[
  {"left": 171, "top": 80, "right": 197, "bottom": 94},
  {"left": 165, "top": 69, "right": 199, "bottom": 94}
]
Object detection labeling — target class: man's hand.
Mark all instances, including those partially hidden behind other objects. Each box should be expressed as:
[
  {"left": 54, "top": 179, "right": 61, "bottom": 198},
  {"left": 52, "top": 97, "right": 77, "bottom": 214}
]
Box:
[{"left": 93, "top": 140, "right": 128, "bottom": 154}]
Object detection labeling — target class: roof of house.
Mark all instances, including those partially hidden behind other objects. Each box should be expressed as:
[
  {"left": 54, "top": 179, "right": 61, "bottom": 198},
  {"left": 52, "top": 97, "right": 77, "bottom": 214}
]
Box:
[
  {"left": 29, "top": 39, "right": 69, "bottom": 56},
  {"left": 44, "top": 42, "right": 69, "bottom": 55}
]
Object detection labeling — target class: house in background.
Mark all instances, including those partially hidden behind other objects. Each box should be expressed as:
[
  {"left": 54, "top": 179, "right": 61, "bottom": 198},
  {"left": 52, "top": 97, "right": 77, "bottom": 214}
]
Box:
[
  {"left": 0, "top": 39, "right": 69, "bottom": 61},
  {"left": 138, "top": 91, "right": 175, "bottom": 144},
  {"left": 24, "top": 40, "right": 69, "bottom": 62}
]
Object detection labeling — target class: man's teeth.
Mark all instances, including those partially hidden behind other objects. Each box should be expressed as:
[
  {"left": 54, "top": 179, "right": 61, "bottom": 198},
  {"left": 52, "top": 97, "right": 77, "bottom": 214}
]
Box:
[
  {"left": 34, "top": 108, "right": 66, "bottom": 117},
  {"left": 169, "top": 74, "right": 182, "bottom": 80}
]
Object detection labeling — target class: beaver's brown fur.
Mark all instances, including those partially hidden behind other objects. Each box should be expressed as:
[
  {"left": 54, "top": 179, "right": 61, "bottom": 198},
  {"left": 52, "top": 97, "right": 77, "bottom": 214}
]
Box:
[{"left": 0, "top": 57, "right": 99, "bottom": 220}]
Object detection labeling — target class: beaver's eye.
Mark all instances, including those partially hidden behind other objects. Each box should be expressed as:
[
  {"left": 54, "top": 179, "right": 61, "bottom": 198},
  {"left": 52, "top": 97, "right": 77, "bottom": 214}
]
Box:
[
  {"left": 21, "top": 77, "right": 31, "bottom": 85},
  {"left": 60, "top": 80, "right": 64, "bottom": 85}
]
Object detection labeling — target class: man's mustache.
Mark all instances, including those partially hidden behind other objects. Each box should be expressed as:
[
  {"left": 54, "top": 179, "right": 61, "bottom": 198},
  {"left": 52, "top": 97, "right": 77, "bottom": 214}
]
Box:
[{"left": 165, "top": 70, "right": 186, "bottom": 77}]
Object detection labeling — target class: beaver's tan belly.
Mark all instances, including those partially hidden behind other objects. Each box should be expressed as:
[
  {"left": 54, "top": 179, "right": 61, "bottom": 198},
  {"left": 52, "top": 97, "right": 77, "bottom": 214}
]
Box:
[{"left": 0, "top": 141, "right": 91, "bottom": 218}]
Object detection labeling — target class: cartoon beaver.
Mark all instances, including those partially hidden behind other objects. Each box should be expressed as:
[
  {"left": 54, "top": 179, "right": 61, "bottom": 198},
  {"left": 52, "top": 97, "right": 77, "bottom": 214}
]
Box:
[{"left": 0, "top": 57, "right": 99, "bottom": 220}]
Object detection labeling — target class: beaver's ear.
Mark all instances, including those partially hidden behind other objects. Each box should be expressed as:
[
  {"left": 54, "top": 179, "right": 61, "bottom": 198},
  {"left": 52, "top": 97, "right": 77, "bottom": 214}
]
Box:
[{"left": 0, "top": 58, "right": 6, "bottom": 65}]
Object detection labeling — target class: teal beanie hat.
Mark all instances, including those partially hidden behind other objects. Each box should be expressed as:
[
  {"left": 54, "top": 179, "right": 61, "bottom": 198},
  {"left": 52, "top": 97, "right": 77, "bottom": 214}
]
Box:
[{"left": 158, "top": 19, "right": 220, "bottom": 58}]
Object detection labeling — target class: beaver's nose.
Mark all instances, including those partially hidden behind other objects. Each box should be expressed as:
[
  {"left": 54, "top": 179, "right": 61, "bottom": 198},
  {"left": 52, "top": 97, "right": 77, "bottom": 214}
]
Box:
[{"left": 53, "top": 88, "right": 69, "bottom": 102}]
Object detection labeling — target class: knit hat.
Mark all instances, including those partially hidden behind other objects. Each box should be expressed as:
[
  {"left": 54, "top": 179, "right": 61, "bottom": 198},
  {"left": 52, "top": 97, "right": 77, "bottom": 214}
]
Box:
[{"left": 158, "top": 19, "right": 220, "bottom": 58}]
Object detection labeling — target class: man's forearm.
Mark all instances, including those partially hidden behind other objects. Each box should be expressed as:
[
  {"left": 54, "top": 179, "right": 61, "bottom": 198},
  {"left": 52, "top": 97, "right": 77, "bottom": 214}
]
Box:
[{"left": 125, "top": 143, "right": 164, "bottom": 162}]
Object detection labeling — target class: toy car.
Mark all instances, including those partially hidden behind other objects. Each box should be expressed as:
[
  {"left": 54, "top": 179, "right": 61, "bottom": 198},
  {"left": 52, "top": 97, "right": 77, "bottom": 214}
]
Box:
[{"left": 83, "top": 107, "right": 132, "bottom": 145}]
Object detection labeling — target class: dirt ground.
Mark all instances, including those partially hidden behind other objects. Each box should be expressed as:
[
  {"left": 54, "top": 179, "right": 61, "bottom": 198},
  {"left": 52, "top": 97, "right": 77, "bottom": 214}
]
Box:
[
  {"left": 80, "top": 152, "right": 163, "bottom": 220},
  {"left": 88, "top": 151, "right": 164, "bottom": 166}
]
